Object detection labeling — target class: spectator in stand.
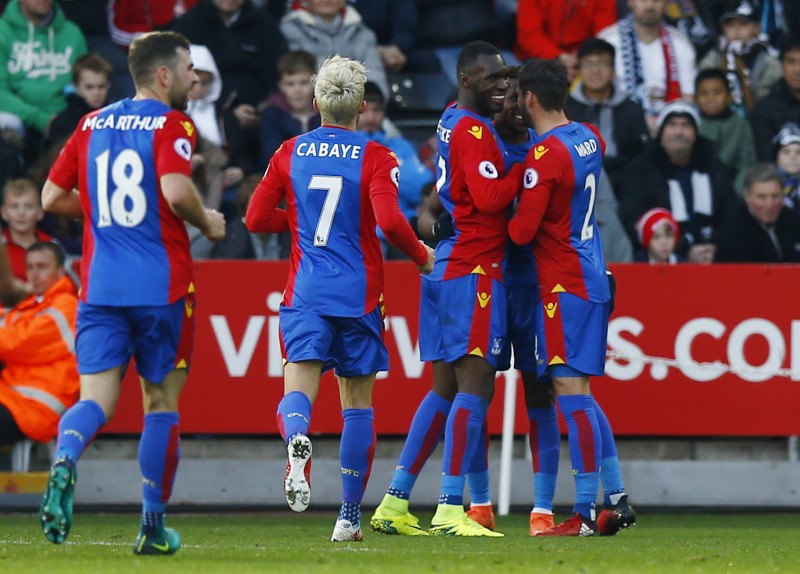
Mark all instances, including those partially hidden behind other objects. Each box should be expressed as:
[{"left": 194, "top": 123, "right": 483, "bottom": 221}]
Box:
[
  {"left": 281, "top": 0, "right": 389, "bottom": 99},
  {"left": 258, "top": 50, "right": 320, "bottom": 172},
  {"left": 634, "top": 207, "right": 683, "bottom": 263},
  {"left": 599, "top": 0, "right": 697, "bottom": 135},
  {"left": 47, "top": 53, "right": 112, "bottom": 147},
  {"left": 514, "top": 0, "right": 617, "bottom": 81},
  {"left": 698, "top": 1, "right": 783, "bottom": 115},
  {"left": 0, "top": 0, "right": 87, "bottom": 163},
  {"left": 56, "top": 0, "right": 133, "bottom": 101},
  {"left": 1, "top": 179, "right": 55, "bottom": 282},
  {"left": 773, "top": 122, "right": 800, "bottom": 216},
  {"left": 748, "top": 0, "right": 800, "bottom": 47},
  {"left": 695, "top": 68, "right": 756, "bottom": 195},
  {"left": 715, "top": 163, "right": 800, "bottom": 262},
  {"left": 108, "top": 0, "right": 194, "bottom": 49},
  {"left": 618, "top": 101, "right": 735, "bottom": 263},
  {"left": 350, "top": 0, "right": 437, "bottom": 73},
  {"left": 750, "top": 34, "right": 800, "bottom": 160},
  {"left": 357, "top": 81, "right": 433, "bottom": 259},
  {"left": 565, "top": 37, "right": 650, "bottom": 185},
  {"left": 186, "top": 44, "right": 227, "bottom": 211},
  {"left": 662, "top": 0, "right": 716, "bottom": 59},
  {"left": 172, "top": 0, "right": 287, "bottom": 175},
  {"left": 0, "top": 242, "right": 78, "bottom": 447}
]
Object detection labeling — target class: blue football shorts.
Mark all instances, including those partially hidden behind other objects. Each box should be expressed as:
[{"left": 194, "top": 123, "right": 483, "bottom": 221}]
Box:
[
  {"left": 76, "top": 294, "right": 195, "bottom": 383},
  {"left": 279, "top": 304, "right": 388, "bottom": 377},
  {"left": 419, "top": 273, "right": 507, "bottom": 369},
  {"left": 496, "top": 283, "right": 539, "bottom": 373},
  {"left": 535, "top": 291, "right": 609, "bottom": 378}
]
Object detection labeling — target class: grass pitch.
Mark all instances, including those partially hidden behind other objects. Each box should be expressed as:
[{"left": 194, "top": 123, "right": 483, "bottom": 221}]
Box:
[{"left": 0, "top": 512, "right": 796, "bottom": 573}]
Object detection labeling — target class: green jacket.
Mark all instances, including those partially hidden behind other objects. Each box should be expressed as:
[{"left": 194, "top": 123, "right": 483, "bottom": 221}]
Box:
[
  {"left": 698, "top": 110, "right": 756, "bottom": 197},
  {"left": 0, "top": 0, "right": 87, "bottom": 132}
]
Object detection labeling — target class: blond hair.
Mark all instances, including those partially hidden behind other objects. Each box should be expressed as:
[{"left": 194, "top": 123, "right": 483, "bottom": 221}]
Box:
[
  {"left": 313, "top": 56, "right": 366, "bottom": 126},
  {"left": 2, "top": 178, "right": 39, "bottom": 203}
]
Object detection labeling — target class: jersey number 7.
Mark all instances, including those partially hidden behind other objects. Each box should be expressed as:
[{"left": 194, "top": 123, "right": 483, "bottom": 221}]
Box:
[{"left": 309, "top": 175, "right": 343, "bottom": 247}]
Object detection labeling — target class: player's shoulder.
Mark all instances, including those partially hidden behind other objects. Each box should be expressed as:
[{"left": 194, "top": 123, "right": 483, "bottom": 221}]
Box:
[{"left": 451, "top": 111, "right": 492, "bottom": 141}]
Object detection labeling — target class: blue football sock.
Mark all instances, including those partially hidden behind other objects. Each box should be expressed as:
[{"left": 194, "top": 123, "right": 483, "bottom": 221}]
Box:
[
  {"left": 527, "top": 406, "right": 559, "bottom": 512},
  {"left": 439, "top": 393, "right": 487, "bottom": 507},
  {"left": 55, "top": 400, "right": 107, "bottom": 463},
  {"left": 466, "top": 416, "right": 491, "bottom": 504},
  {"left": 338, "top": 501, "right": 361, "bottom": 526},
  {"left": 557, "top": 394, "right": 600, "bottom": 520},
  {"left": 389, "top": 391, "right": 451, "bottom": 499},
  {"left": 593, "top": 397, "right": 625, "bottom": 505},
  {"left": 139, "top": 412, "right": 180, "bottom": 532},
  {"left": 340, "top": 408, "right": 375, "bottom": 505},
  {"left": 276, "top": 391, "right": 312, "bottom": 443}
]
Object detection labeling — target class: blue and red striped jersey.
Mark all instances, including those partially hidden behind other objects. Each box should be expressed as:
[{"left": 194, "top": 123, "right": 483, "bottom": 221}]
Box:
[
  {"left": 429, "top": 103, "right": 523, "bottom": 282},
  {"left": 509, "top": 122, "right": 610, "bottom": 303},
  {"left": 247, "top": 126, "right": 426, "bottom": 317},
  {"left": 48, "top": 98, "right": 196, "bottom": 306}
]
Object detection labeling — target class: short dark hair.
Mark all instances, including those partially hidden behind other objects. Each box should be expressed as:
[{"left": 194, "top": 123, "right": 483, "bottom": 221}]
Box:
[
  {"left": 278, "top": 50, "right": 317, "bottom": 78},
  {"left": 27, "top": 241, "right": 65, "bottom": 268},
  {"left": 744, "top": 162, "right": 784, "bottom": 192},
  {"left": 779, "top": 34, "right": 800, "bottom": 61},
  {"left": 518, "top": 59, "right": 569, "bottom": 112},
  {"left": 456, "top": 41, "right": 501, "bottom": 78},
  {"left": 577, "top": 37, "right": 615, "bottom": 62},
  {"left": 128, "top": 31, "right": 190, "bottom": 88},
  {"left": 363, "top": 81, "right": 384, "bottom": 105},
  {"left": 72, "top": 52, "right": 113, "bottom": 85},
  {"left": 695, "top": 68, "right": 730, "bottom": 93}
]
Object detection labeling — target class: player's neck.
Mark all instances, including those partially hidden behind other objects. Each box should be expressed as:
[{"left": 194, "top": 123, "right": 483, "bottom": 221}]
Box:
[
  {"left": 134, "top": 85, "right": 169, "bottom": 106},
  {"left": 533, "top": 110, "right": 569, "bottom": 135}
]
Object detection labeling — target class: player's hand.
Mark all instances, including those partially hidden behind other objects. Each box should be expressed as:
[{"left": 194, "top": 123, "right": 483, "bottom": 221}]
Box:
[
  {"left": 233, "top": 104, "right": 259, "bottom": 129},
  {"left": 606, "top": 270, "right": 617, "bottom": 316},
  {"left": 417, "top": 242, "right": 435, "bottom": 275},
  {"left": 432, "top": 212, "right": 454, "bottom": 240},
  {"left": 191, "top": 153, "right": 206, "bottom": 170},
  {"left": 203, "top": 209, "right": 226, "bottom": 242}
]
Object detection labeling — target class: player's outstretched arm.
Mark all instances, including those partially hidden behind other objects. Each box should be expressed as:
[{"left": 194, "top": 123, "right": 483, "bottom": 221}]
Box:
[
  {"left": 161, "top": 173, "right": 225, "bottom": 241},
  {"left": 508, "top": 181, "right": 551, "bottom": 245},
  {"left": 42, "top": 180, "right": 82, "bottom": 219},
  {"left": 244, "top": 151, "right": 289, "bottom": 233}
]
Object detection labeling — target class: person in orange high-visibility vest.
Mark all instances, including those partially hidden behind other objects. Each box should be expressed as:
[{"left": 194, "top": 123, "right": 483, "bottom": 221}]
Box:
[{"left": 0, "top": 241, "right": 78, "bottom": 445}]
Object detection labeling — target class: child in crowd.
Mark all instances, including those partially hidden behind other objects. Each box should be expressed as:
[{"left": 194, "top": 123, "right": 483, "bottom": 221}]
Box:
[
  {"left": 635, "top": 208, "right": 683, "bottom": 264},
  {"left": 774, "top": 122, "right": 800, "bottom": 217},
  {"left": 695, "top": 68, "right": 756, "bottom": 196},
  {"left": 698, "top": 1, "right": 783, "bottom": 114},
  {"left": 1, "top": 179, "right": 54, "bottom": 281},
  {"left": 187, "top": 44, "right": 229, "bottom": 211},
  {"left": 48, "top": 53, "right": 112, "bottom": 147},
  {"left": 258, "top": 50, "right": 320, "bottom": 172}
]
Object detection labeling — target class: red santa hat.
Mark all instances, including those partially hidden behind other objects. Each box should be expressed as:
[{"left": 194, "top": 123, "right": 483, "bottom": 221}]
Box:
[{"left": 636, "top": 208, "right": 680, "bottom": 250}]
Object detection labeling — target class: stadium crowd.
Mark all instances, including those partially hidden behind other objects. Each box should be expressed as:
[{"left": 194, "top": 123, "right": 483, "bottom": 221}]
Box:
[{"left": 0, "top": 0, "right": 799, "bottom": 275}]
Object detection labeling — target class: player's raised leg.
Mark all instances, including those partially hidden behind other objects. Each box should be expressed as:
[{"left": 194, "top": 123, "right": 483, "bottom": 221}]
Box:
[
  {"left": 279, "top": 361, "right": 321, "bottom": 513},
  {"left": 41, "top": 367, "right": 118, "bottom": 544}
]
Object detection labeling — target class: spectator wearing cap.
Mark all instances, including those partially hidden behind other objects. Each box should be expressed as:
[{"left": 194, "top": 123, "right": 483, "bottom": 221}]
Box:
[
  {"left": 715, "top": 162, "right": 800, "bottom": 262},
  {"left": 751, "top": 34, "right": 800, "bottom": 160},
  {"left": 634, "top": 207, "right": 683, "bottom": 264},
  {"left": 698, "top": 0, "right": 783, "bottom": 114},
  {"left": 773, "top": 122, "right": 800, "bottom": 216},
  {"left": 618, "top": 100, "right": 736, "bottom": 263},
  {"left": 356, "top": 81, "right": 433, "bottom": 259}
]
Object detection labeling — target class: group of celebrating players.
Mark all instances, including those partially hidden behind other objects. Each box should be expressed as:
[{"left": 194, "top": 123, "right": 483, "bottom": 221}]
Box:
[{"left": 36, "top": 30, "right": 635, "bottom": 555}]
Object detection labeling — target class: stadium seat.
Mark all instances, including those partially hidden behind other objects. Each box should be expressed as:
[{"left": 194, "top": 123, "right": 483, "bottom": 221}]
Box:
[
  {"left": 11, "top": 438, "right": 55, "bottom": 472},
  {"left": 388, "top": 73, "right": 455, "bottom": 113}
]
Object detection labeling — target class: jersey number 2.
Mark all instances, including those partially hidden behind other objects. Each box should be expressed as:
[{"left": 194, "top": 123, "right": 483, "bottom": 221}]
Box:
[
  {"left": 580, "top": 173, "right": 596, "bottom": 241},
  {"left": 309, "top": 175, "right": 343, "bottom": 246},
  {"left": 95, "top": 149, "right": 147, "bottom": 228}
]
